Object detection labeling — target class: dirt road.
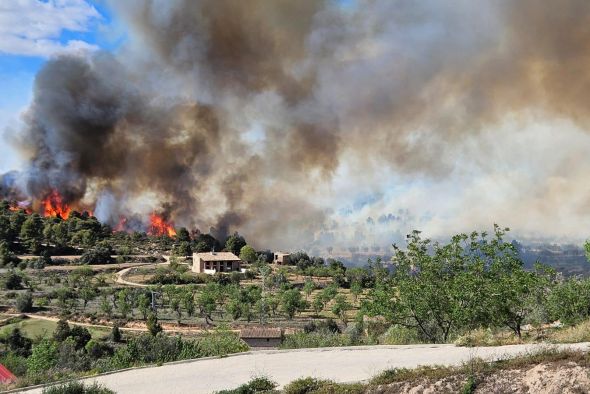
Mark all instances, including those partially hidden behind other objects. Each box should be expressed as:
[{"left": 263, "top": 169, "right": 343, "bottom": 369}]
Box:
[{"left": 17, "top": 342, "right": 590, "bottom": 394}]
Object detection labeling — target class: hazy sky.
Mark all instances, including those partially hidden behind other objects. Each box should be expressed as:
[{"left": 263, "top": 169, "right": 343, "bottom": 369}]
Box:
[{"left": 2, "top": 1, "right": 590, "bottom": 250}]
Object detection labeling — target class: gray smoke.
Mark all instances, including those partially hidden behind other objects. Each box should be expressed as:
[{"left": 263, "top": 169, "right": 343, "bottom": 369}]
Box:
[{"left": 7, "top": 0, "right": 590, "bottom": 249}]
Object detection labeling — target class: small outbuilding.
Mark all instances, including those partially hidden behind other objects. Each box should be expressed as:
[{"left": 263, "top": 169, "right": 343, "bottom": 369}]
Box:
[
  {"left": 273, "top": 252, "right": 291, "bottom": 265},
  {"left": 192, "top": 251, "right": 242, "bottom": 274},
  {"left": 239, "top": 327, "right": 283, "bottom": 348}
]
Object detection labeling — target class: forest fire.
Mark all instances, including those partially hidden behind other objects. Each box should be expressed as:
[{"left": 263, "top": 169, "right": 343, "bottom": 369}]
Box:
[
  {"left": 42, "top": 190, "right": 71, "bottom": 219},
  {"left": 147, "top": 213, "right": 176, "bottom": 237}
]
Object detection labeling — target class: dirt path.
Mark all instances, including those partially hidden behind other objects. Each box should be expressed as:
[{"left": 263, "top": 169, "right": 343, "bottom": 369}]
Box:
[
  {"left": 114, "top": 257, "right": 171, "bottom": 287},
  {"left": 17, "top": 342, "right": 590, "bottom": 394}
]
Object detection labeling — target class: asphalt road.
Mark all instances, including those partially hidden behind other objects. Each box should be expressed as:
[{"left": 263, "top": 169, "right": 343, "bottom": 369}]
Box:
[{"left": 18, "top": 342, "right": 590, "bottom": 394}]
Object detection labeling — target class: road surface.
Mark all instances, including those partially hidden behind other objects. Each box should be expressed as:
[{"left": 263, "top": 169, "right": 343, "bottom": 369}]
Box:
[{"left": 17, "top": 342, "right": 590, "bottom": 394}]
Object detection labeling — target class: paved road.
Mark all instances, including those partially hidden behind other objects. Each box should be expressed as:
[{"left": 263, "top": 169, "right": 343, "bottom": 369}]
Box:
[{"left": 18, "top": 342, "right": 590, "bottom": 394}]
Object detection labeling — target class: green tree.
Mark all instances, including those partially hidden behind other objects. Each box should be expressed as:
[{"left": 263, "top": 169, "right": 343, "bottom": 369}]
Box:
[
  {"left": 303, "top": 279, "right": 315, "bottom": 300},
  {"left": 239, "top": 245, "right": 257, "bottom": 263},
  {"left": 197, "top": 285, "right": 217, "bottom": 324},
  {"left": 172, "top": 241, "right": 192, "bottom": 257},
  {"left": 225, "top": 233, "right": 246, "bottom": 255},
  {"left": 16, "top": 291, "right": 33, "bottom": 312},
  {"left": 137, "top": 293, "right": 151, "bottom": 320},
  {"left": 170, "top": 296, "right": 182, "bottom": 325},
  {"left": 281, "top": 289, "right": 307, "bottom": 319},
  {"left": 181, "top": 290, "right": 195, "bottom": 318},
  {"left": 312, "top": 296, "right": 324, "bottom": 316},
  {"left": 99, "top": 294, "right": 113, "bottom": 318},
  {"left": 331, "top": 294, "right": 351, "bottom": 324},
  {"left": 53, "top": 319, "right": 71, "bottom": 342},
  {"left": 350, "top": 281, "right": 363, "bottom": 303},
  {"left": 19, "top": 214, "right": 44, "bottom": 253},
  {"left": 0, "top": 240, "right": 20, "bottom": 267},
  {"left": 176, "top": 227, "right": 191, "bottom": 242},
  {"left": 146, "top": 312, "right": 162, "bottom": 336},
  {"left": 80, "top": 287, "right": 97, "bottom": 311},
  {"left": 117, "top": 289, "right": 132, "bottom": 319}
]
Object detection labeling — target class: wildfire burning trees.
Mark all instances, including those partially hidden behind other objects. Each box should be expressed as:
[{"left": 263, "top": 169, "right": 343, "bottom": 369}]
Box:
[
  {"left": 42, "top": 190, "right": 72, "bottom": 219},
  {"left": 7, "top": 189, "right": 178, "bottom": 238},
  {"left": 148, "top": 213, "right": 177, "bottom": 237}
]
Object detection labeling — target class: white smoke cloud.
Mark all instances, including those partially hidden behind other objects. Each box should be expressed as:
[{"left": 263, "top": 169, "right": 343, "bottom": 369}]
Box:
[{"left": 0, "top": 0, "right": 100, "bottom": 57}]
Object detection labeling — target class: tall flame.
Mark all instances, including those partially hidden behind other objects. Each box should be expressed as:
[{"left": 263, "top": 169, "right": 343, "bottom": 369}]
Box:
[
  {"left": 42, "top": 190, "right": 71, "bottom": 219},
  {"left": 148, "top": 213, "right": 176, "bottom": 237}
]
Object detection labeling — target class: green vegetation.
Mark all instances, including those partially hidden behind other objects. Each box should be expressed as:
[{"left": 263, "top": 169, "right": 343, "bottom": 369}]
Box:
[
  {"left": 42, "top": 382, "right": 115, "bottom": 394},
  {"left": 5, "top": 199, "right": 590, "bottom": 389},
  {"left": 217, "top": 376, "right": 278, "bottom": 394}
]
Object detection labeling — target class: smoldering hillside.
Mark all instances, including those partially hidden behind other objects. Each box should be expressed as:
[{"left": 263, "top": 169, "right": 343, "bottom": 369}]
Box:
[{"left": 7, "top": 0, "right": 590, "bottom": 250}]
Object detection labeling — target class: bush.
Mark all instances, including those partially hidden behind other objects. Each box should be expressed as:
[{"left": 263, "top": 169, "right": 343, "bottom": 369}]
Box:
[
  {"left": 380, "top": 325, "right": 421, "bottom": 345},
  {"left": 42, "top": 381, "right": 115, "bottom": 394},
  {"left": 105, "top": 330, "right": 248, "bottom": 370},
  {"left": 304, "top": 319, "right": 341, "bottom": 334},
  {"left": 3, "top": 271, "right": 23, "bottom": 290},
  {"left": 283, "top": 377, "right": 333, "bottom": 394},
  {"left": 110, "top": 324, "right": 122, "bottom": 343},
  {"left": 53, "top": 319, "right": 71, "bottom": 342},
  {"left": 0, "top": 352, "right": 28, "bottom": 376},
  {"left": 281, "top": 329, "right": 370, "bottom": 349},
  {"left": 5, "top": 327, "right": 32, "bottom": 357},
  {"left": 16, "top": 291, "right": 33, "bottom": 312},
  {"left": 79, "top": 247, "right": 113, "bottom": 265},
  {"left": 217, "top": 376, "right": 278, "bottom": 394},
  {"left": 27, "top": 339, "right": 58, "bottom": 374}
]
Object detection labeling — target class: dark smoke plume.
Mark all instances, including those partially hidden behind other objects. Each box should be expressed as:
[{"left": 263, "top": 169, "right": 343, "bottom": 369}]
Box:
[{"left": 7, "top": 0, "right": 590, "bottom": 248}]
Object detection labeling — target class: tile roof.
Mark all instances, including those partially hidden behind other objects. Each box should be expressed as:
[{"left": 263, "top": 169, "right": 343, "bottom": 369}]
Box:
[
  {"left": 239, "top": 327, "right": 283, "bottom": 339},
  {"left": 194, "top": 252, "right": 242, "bottom": 262}
]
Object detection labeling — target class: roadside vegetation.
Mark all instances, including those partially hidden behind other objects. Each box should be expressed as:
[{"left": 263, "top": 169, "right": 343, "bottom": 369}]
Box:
[{"left": 220, "top": 348, "right": 590, "bottom": 393}]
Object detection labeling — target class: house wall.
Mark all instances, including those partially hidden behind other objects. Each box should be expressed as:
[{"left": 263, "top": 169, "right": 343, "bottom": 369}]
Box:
[
  {"left": 242, "top": 337, "right": 282, "bottom": 348},
  {"left": 192, "top": 256, "right": 241, "bottom": 274}
]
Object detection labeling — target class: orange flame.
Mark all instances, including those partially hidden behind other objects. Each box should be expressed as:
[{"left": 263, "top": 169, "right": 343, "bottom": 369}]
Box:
[
  {"left": 42, "top": 190, "right": 71, "bottom": 219},
  {"left": 148, "top": 213, "right": 176, "bottom": 237},
  {"left": 114, "top": 217, "right": 128, "bottom": 232}
]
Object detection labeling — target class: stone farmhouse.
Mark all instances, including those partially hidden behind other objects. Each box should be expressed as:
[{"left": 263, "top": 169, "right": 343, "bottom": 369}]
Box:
[{"left": 192, "top": 251, "right": 242, "bottom": 274}]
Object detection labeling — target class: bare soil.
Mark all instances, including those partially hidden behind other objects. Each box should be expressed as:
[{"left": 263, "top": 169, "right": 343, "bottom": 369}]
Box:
[{"left": 371, "top": 360, "right": 590, "bottom": 393}]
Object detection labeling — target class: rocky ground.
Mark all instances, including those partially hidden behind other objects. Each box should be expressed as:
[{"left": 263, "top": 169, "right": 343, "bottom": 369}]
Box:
[{"left": 370, "top": 360, "right": 590, "bottom": 394}]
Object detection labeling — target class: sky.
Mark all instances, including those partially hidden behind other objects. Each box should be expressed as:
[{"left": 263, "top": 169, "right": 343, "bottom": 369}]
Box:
[
  {"left": 3, "top": 1, "right": 590, "bottom": 250},
  {"left": 0, "top": 0, "right": 117, "bottom": 171}
]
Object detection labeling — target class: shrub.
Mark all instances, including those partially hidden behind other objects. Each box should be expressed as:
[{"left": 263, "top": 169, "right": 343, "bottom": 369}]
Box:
[
  {"left": 283, "top": 377, "right": 333, "bottom": 394},
  {"left": 304, "top": 319, "right": 341, "bottom": 334},
  {"left": 146, "top": 313, "right": 162, "bottom": 336},
  {"left": 27, "top": 339, "right": 58, "bottom": 374},
  {"left": 79, "top": 247, "right": 113, "bottom": 265},
  {"left": 16, "top": 291, "right": 34, "bottom": 312},
  {"left": 5, "top": 327, "right": 32, "bottom": 357},
  {"left": 69, "top": 326, "right": 92, "bottom": 350},
  {"left": 3, "top": 271, "right": 23, "bottom": 290},
  {"left": 280, "top": 329, "right": 370, "bottom": 349},
  {"left": 110, "top": 324, "right": 122, "bottom": 343},
  {"left": 42, "top": 381, "right": 115, "bottom": 394},
  {"left": 53, "top": 319, "right": 71, "bottom": 342},
  {"left": 0, "top": 352, "right": 27, "bottom": 376},
  {"left": 217, "top": 376, "right": 278, "bottom": 394},
  {"left": 380, "top": 325, "right": 421, "bottom": 345}
]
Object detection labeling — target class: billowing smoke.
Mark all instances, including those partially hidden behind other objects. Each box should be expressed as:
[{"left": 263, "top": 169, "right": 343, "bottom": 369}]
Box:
[{"left": 6, "top": 0, "right": 590, "bottom": 249}]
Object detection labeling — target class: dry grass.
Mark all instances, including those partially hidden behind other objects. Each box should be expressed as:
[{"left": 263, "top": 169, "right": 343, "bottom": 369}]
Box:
[{"left": 549, "top": 320, "right": 590, "bottom": 344}]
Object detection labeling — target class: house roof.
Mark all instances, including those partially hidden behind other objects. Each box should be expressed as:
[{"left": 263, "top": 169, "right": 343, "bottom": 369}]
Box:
[
  {"left": 0, "top": 363, "right": 16, "bottom": 384},
  {"left": 239, "top": 327, "right": 283, "bottom": 339},
  {"left": 194, "top": 252, "right": 241, "bottom": 262}
]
